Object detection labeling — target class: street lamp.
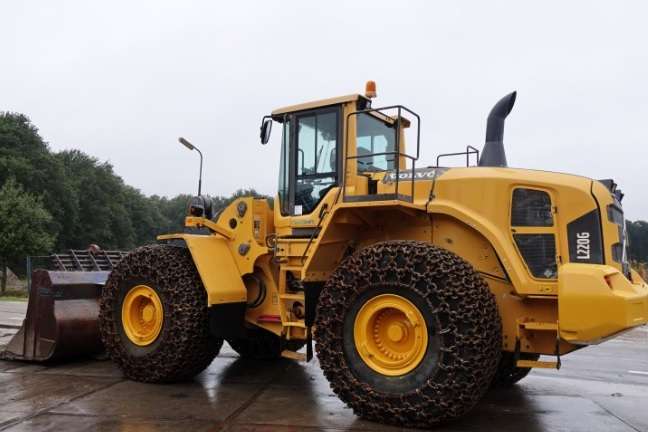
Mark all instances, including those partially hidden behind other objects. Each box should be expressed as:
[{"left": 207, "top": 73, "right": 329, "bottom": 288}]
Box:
[{"left": 178, "top": 137, "right": 203, "bottom": 196}]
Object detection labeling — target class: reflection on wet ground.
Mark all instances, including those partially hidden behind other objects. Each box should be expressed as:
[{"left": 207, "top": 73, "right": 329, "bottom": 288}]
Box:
[{"left": 0, "top": 301, "right": 646, "bottom": 431}]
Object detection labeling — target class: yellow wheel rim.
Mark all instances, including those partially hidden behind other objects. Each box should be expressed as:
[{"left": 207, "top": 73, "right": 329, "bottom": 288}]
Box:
[
  {"left": 354, "top": 294, "right": 428, "bottom": 376},
  {"left": 121, "top": 285, "right": 164, "bottom": 346}
]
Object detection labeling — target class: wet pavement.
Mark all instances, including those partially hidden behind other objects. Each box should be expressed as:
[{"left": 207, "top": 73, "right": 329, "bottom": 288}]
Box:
[{"left": 0, "top": 300, "right": 646, "bottom": 432}]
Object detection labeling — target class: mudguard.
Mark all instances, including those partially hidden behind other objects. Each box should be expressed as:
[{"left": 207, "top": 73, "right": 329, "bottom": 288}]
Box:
[{"left": 159, "top": 234, "right": 247, "bottom": 305}]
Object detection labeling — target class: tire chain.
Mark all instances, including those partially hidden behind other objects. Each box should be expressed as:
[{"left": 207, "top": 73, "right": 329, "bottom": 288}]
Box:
[
  {"left": 314, "top": 240, "right": 502, "bottom": 428},
  {"left": 99, "top": 244, "right": 222, "bottom": 383}
]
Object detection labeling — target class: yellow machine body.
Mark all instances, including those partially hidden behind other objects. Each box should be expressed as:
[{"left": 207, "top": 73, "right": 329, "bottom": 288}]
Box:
[{"left": 158, "top": 91, "right": 648, "bottom": 363}]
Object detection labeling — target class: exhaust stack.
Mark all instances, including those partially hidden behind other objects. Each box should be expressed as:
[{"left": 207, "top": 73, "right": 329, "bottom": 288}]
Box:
[{"left": 478, "top": 91, "right": 517, "bottom": 167}]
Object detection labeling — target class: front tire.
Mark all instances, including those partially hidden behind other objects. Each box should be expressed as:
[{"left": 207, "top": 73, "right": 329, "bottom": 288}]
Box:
[
  {"left": 315, "top": 241, "right": 501, "bottom": 428},
  {"left": 99, "top": 244, "right": 222, "bottom": 383}
]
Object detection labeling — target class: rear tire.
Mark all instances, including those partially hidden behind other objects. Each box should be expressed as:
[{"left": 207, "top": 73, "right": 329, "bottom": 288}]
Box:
[
  {"left": 99, "top": 244, "right": 222, "bottom": 383},
  {"left": 315, "top": 241, "right": 502, "bottom": 428},
  {"left": 227, "top": 327, "right": 305, "bottom": 360},
  {"left": 491, "top": 352, "right": 540, "bottom": 387}
]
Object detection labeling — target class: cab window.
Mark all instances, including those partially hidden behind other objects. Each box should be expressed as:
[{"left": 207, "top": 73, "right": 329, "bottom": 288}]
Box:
[{"left": 356, "top": 112, "right": 396, "bottom": 172}]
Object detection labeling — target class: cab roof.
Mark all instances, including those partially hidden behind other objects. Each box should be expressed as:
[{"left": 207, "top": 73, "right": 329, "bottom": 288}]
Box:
[{"left": 271, "top": 94, "right": 366, "bottom": 116}]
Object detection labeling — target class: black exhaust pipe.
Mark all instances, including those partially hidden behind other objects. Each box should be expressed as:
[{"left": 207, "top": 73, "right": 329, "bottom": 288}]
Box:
[{"left": 478, "top": 91, "right": 517, "bottom": 167}]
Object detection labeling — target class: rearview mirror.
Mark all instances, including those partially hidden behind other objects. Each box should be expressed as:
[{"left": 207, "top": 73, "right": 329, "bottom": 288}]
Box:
[{"left": 260, "top": 117, "right": 273, "bottom": 145}]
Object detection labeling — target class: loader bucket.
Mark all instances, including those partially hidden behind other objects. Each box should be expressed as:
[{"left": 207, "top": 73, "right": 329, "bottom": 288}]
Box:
[{"left": 1, "top": 250, "right": 127, "bottom": 362}]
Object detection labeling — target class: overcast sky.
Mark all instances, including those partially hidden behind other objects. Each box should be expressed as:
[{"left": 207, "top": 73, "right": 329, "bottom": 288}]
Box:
[{"left": 2, "top": 1, "right": 647, "bottom": 219}]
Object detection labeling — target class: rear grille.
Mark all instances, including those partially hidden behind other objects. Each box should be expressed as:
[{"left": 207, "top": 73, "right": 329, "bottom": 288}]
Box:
[{"left": 514, "top": 234, "right": 557, "bottom": 279}]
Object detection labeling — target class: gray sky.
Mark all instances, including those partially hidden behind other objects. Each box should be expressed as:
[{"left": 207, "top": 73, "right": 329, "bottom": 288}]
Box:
[{"left": 2, "top": 1, "right": 647, "bottom": 219}]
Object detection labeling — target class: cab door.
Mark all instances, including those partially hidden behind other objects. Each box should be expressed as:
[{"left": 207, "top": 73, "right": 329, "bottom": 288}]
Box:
[{"left": 277, "top": 106, "right": 341, "bottom": 221}]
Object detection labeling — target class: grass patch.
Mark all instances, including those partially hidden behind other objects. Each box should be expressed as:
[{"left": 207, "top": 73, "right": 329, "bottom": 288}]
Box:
[
  {"left": 0, "top": 296, "right": 28, "bottom": 302},
  {"left": 0, "top": 289, "right": 28, "bottom": 301}
]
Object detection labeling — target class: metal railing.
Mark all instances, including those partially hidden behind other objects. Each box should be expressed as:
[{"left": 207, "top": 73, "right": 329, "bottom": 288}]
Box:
[{"left": 436, "top": 145, "right": 480, "bottom": 167}]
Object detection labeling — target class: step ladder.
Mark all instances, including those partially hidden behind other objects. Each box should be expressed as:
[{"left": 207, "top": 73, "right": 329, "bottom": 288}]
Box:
[{"left": 515, "top": 320, "right": 562, "bottom": 369}]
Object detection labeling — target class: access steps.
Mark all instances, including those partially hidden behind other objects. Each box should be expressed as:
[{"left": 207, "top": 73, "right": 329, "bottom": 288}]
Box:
[{"left": 515, "top": 320, "right": 562, "bottom": 369}]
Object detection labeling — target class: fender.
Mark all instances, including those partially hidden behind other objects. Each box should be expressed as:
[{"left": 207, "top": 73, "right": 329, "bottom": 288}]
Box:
[
  {"left": 427, "top": 199, "right": 534, "bottom": 294},
  {"left": 157, "top": 233, "right": 247, "bottom": 305}
]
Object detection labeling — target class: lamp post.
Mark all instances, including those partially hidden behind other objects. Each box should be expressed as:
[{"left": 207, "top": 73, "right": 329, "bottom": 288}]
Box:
[{"left": 178, "top": 137, "right": 203, "bottom": 196}]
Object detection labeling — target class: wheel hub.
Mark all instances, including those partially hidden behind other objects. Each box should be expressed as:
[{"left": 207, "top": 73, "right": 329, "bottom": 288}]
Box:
[
  {"left": 354, "top": 294, "right": 428, "bottom": 376},
  {"left": 387, "top": 322, "right": 406, "bottom": 342},
  {"left": 121, "top": 285, "right": 164, "bottom": 346}
]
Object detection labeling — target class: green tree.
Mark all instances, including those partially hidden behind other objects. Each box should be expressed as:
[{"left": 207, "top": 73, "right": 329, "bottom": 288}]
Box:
[
  {"left": 627, "top": 220, "right": 648, "bottom": 264},
  {"left": 148, "top": 194, "right": 192, "bottom": 235},
  {"left": 56, "top": 150, "right": 138, "bottom": 249},
  {"left": 146, "top": 189, "right": 271, "bottom": 237},
  {"left": 0, "top": 178, "right": 55, "bottom": 293},
  {"left": 123, "top": 186, "right": 167, "bottom": 245},
  {"left": 0, "top": 112, "right": 278, "bottom": 261},
  {"left": 0, "top": 112, "right": 77, "bottom": 252}
]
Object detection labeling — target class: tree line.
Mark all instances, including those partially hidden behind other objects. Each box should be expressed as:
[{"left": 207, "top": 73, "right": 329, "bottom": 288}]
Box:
[
  {"left": 0, "top": 112, "right": 263, "bottom": 290},
  {"left": 0, "top": 112, "right": 647, "bottom": 290},
  {"left": 628, "top": 221, "right": 648, "bottom": 275}
]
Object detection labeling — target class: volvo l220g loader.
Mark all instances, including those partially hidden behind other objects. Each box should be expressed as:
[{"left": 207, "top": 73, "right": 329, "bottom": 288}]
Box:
[{"left": 97, "top": 82, "right": 647, "bottom": 428}]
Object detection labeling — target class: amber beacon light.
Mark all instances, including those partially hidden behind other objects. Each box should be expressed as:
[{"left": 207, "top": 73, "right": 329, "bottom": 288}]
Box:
[{"left": 365, "top": 80, "right": 377, "bottom": 99}]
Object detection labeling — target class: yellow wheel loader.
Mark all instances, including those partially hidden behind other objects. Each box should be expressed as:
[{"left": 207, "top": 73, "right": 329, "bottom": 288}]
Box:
[{"left": 31, "top": 82, "right": 648, "bottom": 428}]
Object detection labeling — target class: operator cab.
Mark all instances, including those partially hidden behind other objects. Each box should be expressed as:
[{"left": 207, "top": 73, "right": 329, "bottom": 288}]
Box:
[{"left": 260, "top": 82, "right": 420, "bottom": 218}]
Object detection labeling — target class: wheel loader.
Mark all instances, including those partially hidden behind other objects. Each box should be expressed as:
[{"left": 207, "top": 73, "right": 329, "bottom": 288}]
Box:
[{"left": 5, "top": 82, "right": 648, "bottom": 428}]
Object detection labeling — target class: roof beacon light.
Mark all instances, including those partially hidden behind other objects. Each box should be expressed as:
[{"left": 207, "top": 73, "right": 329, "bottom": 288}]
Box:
[{"left": 365, "top": 80, "right": 377, "bottom": 99}]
